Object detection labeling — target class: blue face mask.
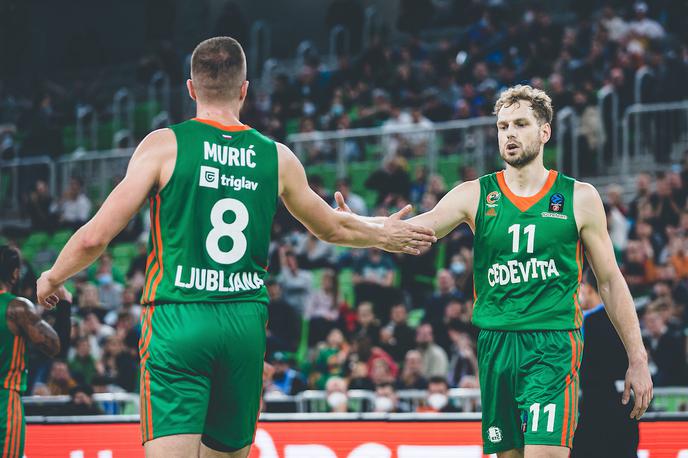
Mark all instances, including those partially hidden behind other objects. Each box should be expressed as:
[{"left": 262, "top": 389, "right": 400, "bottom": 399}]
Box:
[
  {"left": 451, "top": 262, "right": 466, "bottom": 275},
  {"left": 97, "top": 273, "right": 113, "bottom": 286}
]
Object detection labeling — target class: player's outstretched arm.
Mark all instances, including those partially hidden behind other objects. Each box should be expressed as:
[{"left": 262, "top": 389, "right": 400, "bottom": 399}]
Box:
[
  {"left": 37, "top": 129, "right": 174, "bottom": 307},
  {"left": 406, "top": 180, "right": 480, "bottom": 239},
  {"left": 277, "top": 143, "right": 436, "bottom": 255},
  {"left": 575, "top": 181, "right": 653, "bottom": 419}
]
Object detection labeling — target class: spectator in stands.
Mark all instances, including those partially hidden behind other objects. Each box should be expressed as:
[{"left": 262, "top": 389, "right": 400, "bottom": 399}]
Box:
[
  {"left": 346, "top": 335, "right": 397, "bottom": 390},
  {"left": 370, "top": 358, "right": 397, "bottom": 386},
  {"left": 425, "top": 269, "right": 464, "bottom": 329},
  {"left": 77, "top": 282, "right": 106, "bottom": 316},
  {"left": 26, "top": 180, "right": 57, "bottom": 232},
  {"left": 651, "top": 172, "right": 682, "bottom": 231},
  {"left": 295, "top": 232, "right": 337, "bottom": 269},
  {"left": 266, "top": 279, "right": 299, "bottom": 354},
  {"left": 364, "top": 155, "right": 411, "bottom": 205},
  {"left": 353, "top": 248, "right": 396, "bottom": 320},
  {"left": 93, "top": 253, "right": 124, "bottom": 310},
  {"left": 104, "top": 286, "right": 141, "bottom": 327},
  {"left": 59, "top": 177, "right": 92, "bottom": 229},
  {"left": 305, "top": 269, "right": 339, "bottom": 345},
  {"left": 668, "top": 235, "right": 688, "bottom": 280},
  {"left": 447, "top": 322, "right": 479, "bottom": 388},
  {"left": 63, "top": 385, "right": 104, "bottom": 416},
  {"left": 325, "top": 376, "right": 349, "bottom": 413},
  {"left": 415, "top": 323, "right": 448, "bottom": 379},
  {"left": 277, "top": 246, "right": 313, "bottom": 316},
  {"left": 622, "top": 240, "right": 657, "bottom": 296},
  {"left": 312, "top": 329, "right": 349, "bottom": 389},
  {"left": 99, "top": 335, "right": 137, "bottom": 392},
  {"left": 92, "top": 375, "right": 123, "bottom": 415},
  {"left": 418, "top": 376, "right": 460, "bottom": 413},
  {"left": 628, "top": 2, "right": 665, "bottom": 42},
  {"left": 45, "top": 360, "right": 77, "bottom": 395},
  {"left": 628, "top": 172, "right": 652, "bottom": 223},
  {"left": 643, "top": 304, "right": 688, "bottom": 386},
  {"left": 380, "top": 302, "right": 416, "bottom": 363},
  {"left": 373, "top": 382, "right": 407, "bottom": 413},
  {"left": 396, "top": 349, "right": 428, "bottom": 390},
  {"left": 81, "top": 311, "right": 115, "bottom": 360},
  {"left": 353, "top": 301, "right": 381, "bottom": 346},
  {"left": 69, "top": 336, "right": 98, "bottom": 385},
  {"left": 334, "top": 178, "right": 368, "bottom": 216},
  {"left": 266, "top": 352, "right": 306, "bottom": 396}
]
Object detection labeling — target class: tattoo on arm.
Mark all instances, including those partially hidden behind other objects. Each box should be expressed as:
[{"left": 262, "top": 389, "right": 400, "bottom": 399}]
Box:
[{"left": 7, "top": 299, "right": 60, "bottom": 357}]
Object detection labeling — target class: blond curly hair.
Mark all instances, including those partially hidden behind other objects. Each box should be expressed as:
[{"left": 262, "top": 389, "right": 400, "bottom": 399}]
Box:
[{"left": 493, "top": 85, "right": 553, "bottom": 125}]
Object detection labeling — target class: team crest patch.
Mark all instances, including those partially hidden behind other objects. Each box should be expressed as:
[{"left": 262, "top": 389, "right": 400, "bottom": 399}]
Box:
[
  {"left": 488, "top": 426, "right": 503, "bottom": 443},
  {"left": 486, "top": 208, "right": 497, "bottom": 216},
  {"left": 549, "top": 193, "right": 564, "bottom": 212},
  {"left": 486, "top": 191, "right": 501, "bottom": 207}
]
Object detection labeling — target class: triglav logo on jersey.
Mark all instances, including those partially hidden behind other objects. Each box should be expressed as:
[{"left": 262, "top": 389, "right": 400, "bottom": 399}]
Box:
[
  {"left": 486, "top": 191, "right": 501, "bottom": 207},
  {"left": 487, "top": 426, "right": 502, "bottom": 443},
  {"left": 199, "top": 166, "right": 220, "bottom": 189},
  {"left": 549, "top": 193, "right": 564, "bottom": 212}
]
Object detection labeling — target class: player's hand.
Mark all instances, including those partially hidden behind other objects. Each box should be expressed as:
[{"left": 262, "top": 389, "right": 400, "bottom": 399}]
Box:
[
  {"left": 334, "top": 191, "right": 352, "bottom": 213},
  {"left": 380, "top": 204, "right": 437, "bottom": 255},
  {"left": 623, "top": 355, "right": 653, "bottom": 419},
  {"left": 36, "top": 271, "right": 63, "bottom": 310},
  {"left": 55, "top": 286, "right": 73, "bottom": 304}
]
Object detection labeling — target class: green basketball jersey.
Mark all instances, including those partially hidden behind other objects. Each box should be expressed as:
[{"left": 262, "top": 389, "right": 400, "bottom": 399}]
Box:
[
  {"left": 141, "top": 119, "right": 278, "bottom": 306},
  {"left": 472, "top": 170, "right": 584, "bottom": 331},
  {"left": 0, "top": 291, "right": 27, "bottom": 392}
]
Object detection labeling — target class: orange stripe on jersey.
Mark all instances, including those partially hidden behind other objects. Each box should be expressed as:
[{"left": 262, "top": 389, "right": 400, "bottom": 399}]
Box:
[
  {"left": 12, "top": 338, "right": 24, "bottom": 391},
  {"left": 3, "top": 337, "right": 18, "bottom": 389},
  {"left": 138, "top": 307, "right": 149, "bottom": 441},
  {"left": 3, "top": 390, "right": 13, "bottom": 457},
  {"left": 149, "top": 195, "right": 164, "bottom": 302},
  {"left": 143, "top": 197, "right": 160, "bottom": 302},
  {"left": 574, "top": 240, "right": 584, "bottom": 327},
  {"left": 139, "top": 306, "right": 155, "bottom": 442},
  {"left": 496, "top": 170, "right": 558, "bottom": 212},
  {"left": 145, "top": 370, "right": 153, "bottom": 440},
  {"left": 11, "top": 392, "right": 20, "bottom": 458},
  {"left": 561, "top": 375, "right": 570, "bottom": 446}
]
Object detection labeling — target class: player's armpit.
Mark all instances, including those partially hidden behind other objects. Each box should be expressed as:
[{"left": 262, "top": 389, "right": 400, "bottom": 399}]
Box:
[
  {"left": 7, "top": 298, "right": 60, "bottom": 357},
  {"left": 408, "top": 180, "right": 480, "bottom": 239}
]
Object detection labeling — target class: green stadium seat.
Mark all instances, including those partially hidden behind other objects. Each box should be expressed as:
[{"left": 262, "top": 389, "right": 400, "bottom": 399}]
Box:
[
  {"left": 23, "top": 232, "right": 50, "bottom": 249},
  {"left": 407, "top": 308, "right": 425, "bottom": 328},
  {"left": 49, "top": 230, "right": 74, "bottom": 252},
  {"left": 112, "top": 242, "right": 138, "bottom": 260},
  {"left": 337, "top": 268, "right": 355, "bottom": 305}
]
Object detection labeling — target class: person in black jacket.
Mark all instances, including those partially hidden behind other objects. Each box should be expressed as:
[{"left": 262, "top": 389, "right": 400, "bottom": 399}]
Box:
[{"left": 572, "top": 270, "right": 639, "bottom": 458}]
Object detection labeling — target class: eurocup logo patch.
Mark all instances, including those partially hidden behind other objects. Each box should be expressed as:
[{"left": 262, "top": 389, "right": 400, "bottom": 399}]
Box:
[
  {"left": 486, "top": 191, "right": 501, "bottom": 206},
  {"left": 199, "top": 165, "right": 219, "bottom": 189},
  {"left": 549, "top": 193, "right": 564, "bottom": 212}
]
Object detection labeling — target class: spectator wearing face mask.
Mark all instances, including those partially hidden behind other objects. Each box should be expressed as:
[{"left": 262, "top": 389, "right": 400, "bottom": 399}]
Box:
[
  {"left": 325, "top": 376, "right": 350, "bottom": 413},
  {"left": 373, "top": 382, "right": 407, "bottom": 413},
  {"left": 418, "top": 376, "right": 460, "bottom": 413}
]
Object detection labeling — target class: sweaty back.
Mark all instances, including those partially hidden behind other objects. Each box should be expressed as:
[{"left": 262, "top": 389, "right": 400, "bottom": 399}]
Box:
[
  {"left": 472, "top": 170, "right": 583, "bottom": 330},
  {"left": 141, "top": 119, "right": 278, "bottom": 305},
  {"left": 0, "top": 291, "right": 27, "bottom": 392}
]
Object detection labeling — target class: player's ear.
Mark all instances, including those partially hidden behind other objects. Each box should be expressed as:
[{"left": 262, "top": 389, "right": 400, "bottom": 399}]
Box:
[
  {"left": 541, "top": 122, "right": 551, "bottom": 144},
  {"left": 187, "top": 79, "right": 197, "bottom": 101},
  {"left": 240, "top": 80, "right": 249, "bottom": 102}
]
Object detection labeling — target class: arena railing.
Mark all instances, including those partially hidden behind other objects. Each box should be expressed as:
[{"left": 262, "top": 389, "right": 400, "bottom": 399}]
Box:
[
  {"left": 20, "top": 387, "right": 688, "bottom": 418},
  {"left": 621, "top": 100, "right": 688, "bottom": 176}
]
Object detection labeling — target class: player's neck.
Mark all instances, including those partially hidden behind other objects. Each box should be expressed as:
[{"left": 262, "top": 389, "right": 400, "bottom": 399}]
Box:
[
  {"left": 195, "top": 104, "right": 242, "bottom": 126},
  {"left": 503, "top": 160, "right": 549, "bottom": 197}
]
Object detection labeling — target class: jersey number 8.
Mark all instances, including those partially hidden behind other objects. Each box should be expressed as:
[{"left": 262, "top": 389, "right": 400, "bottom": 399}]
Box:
[{"left": 206, "top": 198, "right": 249, "bottom": 264}]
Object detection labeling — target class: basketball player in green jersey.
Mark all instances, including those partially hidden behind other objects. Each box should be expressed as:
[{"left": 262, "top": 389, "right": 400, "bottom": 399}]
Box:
[
  {"left": 340, "top": 85, "right": 653, "bottom": 457},
  {"left": 0, "top": 245, "right": 71, "bottom": 458},
  {"left": 36, "top": 37, "right": 436, "bottom": 458}
]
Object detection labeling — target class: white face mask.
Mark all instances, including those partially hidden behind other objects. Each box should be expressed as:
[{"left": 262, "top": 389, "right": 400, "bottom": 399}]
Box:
[
  {"left": 374, "top": 395, "right": 394, "bottom": 412},
  {"left": 327, "top": 392, "right": 348, "bottom": 410},
  {"left": 427, "top": 393, "right": 449, "bottom": 411}
]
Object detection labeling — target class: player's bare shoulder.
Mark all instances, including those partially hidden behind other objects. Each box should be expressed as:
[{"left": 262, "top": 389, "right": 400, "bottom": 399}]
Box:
[
  {"left": 134, "top": 128, "right": 178, "bottom": 189},
  {"left": 573, "top": 180, "right": 605, "bottom": 231}
]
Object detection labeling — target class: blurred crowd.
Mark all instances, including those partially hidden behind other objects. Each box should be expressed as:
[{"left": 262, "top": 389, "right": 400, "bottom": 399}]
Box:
[
  {"left": 2, "top": 1, "right": 687, "bottom": 164},
  {"left": 2, "top": 0, "right": 688, "bottom": 414},
  {"left": 4, "top": 154, "right": 687, "bottom": 415}
]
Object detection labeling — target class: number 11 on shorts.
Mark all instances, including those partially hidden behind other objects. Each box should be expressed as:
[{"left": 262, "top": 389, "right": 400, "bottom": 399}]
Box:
[{"left": 529, "top": 402, "right": 556, "bottom": 432}]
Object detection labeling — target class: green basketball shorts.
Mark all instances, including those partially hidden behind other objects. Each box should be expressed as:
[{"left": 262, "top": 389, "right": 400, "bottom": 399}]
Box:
[
  {"left": 139, "top": 301, "right": 268, "bottom": 450},
  {"left": 477, "top": 329, "right": 583, "bottom": 454},
  {"left": 0, "top": 388, "right": 24, "bottom": 458}
]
